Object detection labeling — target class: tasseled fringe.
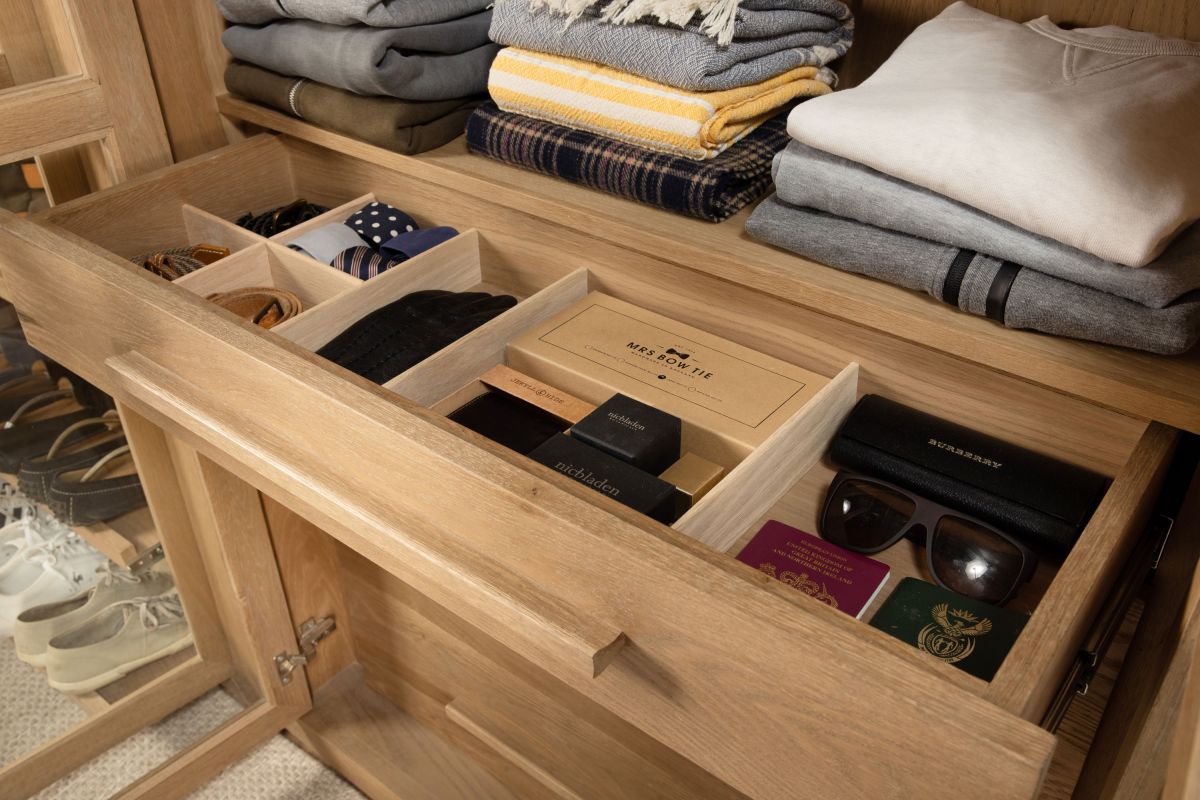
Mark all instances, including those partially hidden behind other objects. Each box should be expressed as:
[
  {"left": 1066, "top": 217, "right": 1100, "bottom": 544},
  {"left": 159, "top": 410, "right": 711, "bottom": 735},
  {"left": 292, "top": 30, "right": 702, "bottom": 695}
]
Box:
[{"left": 518, "top": 0, "right": 743, "bottom": 46}]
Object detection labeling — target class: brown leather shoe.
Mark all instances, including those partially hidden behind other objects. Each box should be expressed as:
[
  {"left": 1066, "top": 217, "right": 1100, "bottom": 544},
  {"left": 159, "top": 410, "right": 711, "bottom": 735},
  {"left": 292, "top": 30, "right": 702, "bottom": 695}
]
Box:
[{"left": 0, "top": 389, "right": 95, "bottom": 473}]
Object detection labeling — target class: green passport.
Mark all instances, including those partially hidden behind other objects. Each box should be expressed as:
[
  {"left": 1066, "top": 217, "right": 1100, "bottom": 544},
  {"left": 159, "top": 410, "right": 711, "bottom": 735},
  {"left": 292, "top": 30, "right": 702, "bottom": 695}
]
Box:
[{"left": 868, "top": 578, "right": 1029, "bottom": 681}]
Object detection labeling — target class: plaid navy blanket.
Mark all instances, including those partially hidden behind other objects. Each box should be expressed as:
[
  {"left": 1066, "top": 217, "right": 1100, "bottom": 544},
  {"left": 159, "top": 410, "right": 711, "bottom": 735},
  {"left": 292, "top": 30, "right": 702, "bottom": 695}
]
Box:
[{"left": 465, "top": 102, "right": 788, "bottom": 223}]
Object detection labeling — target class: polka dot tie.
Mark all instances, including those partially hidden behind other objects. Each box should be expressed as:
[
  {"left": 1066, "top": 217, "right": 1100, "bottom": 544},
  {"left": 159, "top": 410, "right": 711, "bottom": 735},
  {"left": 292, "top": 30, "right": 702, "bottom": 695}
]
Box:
[{"left": 345, "top": 201, "right": 419, "bottom": 247}]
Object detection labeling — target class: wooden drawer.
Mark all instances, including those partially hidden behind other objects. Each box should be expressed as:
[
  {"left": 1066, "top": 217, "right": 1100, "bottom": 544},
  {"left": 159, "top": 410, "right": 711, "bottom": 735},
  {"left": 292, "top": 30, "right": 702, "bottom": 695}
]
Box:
[{"left": 0, "top": 134, "right": 1184, "bottom": 799}]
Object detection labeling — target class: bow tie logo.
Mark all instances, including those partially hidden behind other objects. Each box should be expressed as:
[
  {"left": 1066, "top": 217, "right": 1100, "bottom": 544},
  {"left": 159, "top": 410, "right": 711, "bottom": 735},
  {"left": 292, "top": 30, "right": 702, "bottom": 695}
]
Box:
[{"left": 665, "top": 347, "right": 691, "bottom": 360}]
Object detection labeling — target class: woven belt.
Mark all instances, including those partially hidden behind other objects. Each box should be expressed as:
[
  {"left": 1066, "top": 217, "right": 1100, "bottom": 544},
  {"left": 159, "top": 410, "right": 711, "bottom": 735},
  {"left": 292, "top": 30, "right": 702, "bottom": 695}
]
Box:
[{"left": 131, "top": 244, "right": 231, "bottom": 281}]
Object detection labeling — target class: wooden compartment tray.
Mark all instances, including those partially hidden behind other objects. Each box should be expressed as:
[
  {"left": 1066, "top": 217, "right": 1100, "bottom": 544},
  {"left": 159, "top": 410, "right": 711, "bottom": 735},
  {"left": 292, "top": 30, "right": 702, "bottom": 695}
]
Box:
[{"left": 0, "top": 133, "right": 1181, "bottom": 800}]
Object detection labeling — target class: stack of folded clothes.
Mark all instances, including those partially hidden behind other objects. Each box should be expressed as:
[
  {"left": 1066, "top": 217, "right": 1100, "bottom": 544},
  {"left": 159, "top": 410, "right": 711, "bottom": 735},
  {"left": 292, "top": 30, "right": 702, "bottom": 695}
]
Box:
[
  {"left": 746, "top": 2, "right": 1200, "bottom": 355},
  {"left": 217, "top": 0, "right": 499, "bottom": 154},
  {"left": 467, "top": 0, "right": 853, "bottom": 222}
]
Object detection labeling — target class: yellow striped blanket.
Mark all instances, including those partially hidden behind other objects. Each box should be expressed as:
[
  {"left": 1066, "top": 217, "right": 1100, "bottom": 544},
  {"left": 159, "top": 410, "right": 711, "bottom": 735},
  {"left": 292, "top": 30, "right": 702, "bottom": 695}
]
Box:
[{"left": 488, "top": 47, "right": 835, "bottom": 160}]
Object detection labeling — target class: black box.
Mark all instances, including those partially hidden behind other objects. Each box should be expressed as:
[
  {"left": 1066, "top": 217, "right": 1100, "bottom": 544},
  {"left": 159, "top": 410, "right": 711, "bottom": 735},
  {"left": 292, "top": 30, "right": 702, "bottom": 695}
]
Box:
[
  {"left": 448, "top": 390, "right": 567, "bottom": 455},
  {"left": 529, "top": 434, "right": 678, "bottom": 523},
  {"left": 830, "top": 395, "right": 1109, "bottom": 557},
  {"left": 569, "top": 394, "right": 681, "bottom": 474}
]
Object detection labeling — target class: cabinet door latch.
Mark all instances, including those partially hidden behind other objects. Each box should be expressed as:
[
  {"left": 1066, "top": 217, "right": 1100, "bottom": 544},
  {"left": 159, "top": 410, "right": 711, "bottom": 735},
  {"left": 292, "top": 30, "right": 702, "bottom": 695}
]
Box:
[{"left": 274, "top": 616, "right": 336, "bottom": 685}]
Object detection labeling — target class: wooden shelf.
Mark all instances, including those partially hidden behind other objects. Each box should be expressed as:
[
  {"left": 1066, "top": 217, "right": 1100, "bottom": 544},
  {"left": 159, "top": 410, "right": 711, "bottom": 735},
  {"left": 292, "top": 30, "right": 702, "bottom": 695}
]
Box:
[
  {"left": 216, "top": 94, "right": 1200, "bottom": 435},
  {"left": 288, "top": 666, "right": 518, "bottom": 800},
  {"left": 68, "top": 505, "right": 158, "bottom": 568},
  {"left": 0, "top": 472, "right": 159, "bottom": 567}
]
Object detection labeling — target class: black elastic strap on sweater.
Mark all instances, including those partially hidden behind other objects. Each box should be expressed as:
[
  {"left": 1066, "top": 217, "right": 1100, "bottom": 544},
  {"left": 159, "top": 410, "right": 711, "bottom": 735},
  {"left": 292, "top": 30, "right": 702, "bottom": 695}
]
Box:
[
  {"left": 986, "top": 261, "right": 1023, "bottom": 322},
  {"left": 942, "top": 249, "right": 975, "bottom": 307}
]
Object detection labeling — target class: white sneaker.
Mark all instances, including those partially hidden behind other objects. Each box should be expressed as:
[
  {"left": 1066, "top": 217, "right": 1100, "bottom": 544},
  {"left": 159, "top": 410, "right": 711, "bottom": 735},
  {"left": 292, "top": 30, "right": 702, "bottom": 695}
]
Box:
[
  {"left": 0, "top": 481, "right": 34, "bottom": 528},
  {"left": 46, "top": 592, "right": 193, "bottom": 694},
  {"left": 0, "top": 512, "right": 54, "bottom": 575},
  {"left": 15, "top": 566, "right": 175, "bottom": 666},
  {"left": 0, "top": 529, "right": 108, "bottom": 637}
]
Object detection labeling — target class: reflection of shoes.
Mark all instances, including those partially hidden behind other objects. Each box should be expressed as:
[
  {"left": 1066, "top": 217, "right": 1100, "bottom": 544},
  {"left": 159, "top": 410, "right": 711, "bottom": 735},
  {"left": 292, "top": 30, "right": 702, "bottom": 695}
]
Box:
[
  {"left": 0, "top": 516, "right": 42, "bottom": 575},
  {"left": 0, "top": 370, "right": 56, "bottom": 421},
  {"left": 46, "top": 592, "right": 192, "bottom": 694},
  {"left": 17, "top": 415, "right": 126, "bottom": 505},
  {"left": 47, "top": 445, "right": 146, "bottom": 526},
  {"left": 15, "top": 566, "right": 174, "bottom": 666},
  {"left": 0, "top": 389, "right": 94, "bottom": 473},
  {"left": 0, "top": 508, "right": 59, "bottom": 568},
  {"left": 0, "top": 482, "right": 37, "bottom": 533},
  {"left": 0, "top": 523, "right": 107, "bottom": 637}
]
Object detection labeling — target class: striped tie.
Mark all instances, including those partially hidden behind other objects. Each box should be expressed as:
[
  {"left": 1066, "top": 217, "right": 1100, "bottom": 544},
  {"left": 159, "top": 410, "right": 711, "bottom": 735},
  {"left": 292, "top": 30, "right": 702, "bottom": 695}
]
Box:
[{"left": 331, "top": 246, "right": 405, "bottom": 280}]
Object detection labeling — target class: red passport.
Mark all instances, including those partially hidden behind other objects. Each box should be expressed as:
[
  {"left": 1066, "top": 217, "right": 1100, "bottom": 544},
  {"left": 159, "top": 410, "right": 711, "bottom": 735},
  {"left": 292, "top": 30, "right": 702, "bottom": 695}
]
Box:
[{"left": 736, "top": 520, "right": 891, "bottom": 619}]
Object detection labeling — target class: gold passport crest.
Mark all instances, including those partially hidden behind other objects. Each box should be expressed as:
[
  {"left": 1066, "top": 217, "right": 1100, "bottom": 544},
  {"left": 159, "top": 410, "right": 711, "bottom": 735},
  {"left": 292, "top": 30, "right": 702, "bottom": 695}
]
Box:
[
  {"left": 758, "top": 563, "right": 839, "bottom": 610},
  {"left": 917, "top": 603, "right": 993, "bottom": 664}
]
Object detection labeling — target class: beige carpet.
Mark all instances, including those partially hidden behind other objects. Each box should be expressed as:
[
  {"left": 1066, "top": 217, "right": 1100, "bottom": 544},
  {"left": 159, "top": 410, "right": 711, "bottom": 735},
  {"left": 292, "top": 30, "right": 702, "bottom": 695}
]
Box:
[{"left": 1, "top": 640, "right": 366, "bottom": 799}]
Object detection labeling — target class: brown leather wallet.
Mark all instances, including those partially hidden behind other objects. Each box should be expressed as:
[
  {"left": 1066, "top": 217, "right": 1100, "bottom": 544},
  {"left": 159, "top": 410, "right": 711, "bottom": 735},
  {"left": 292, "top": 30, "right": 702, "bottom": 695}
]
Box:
[{"left": 206, "top": 287, "right": 303, "bottom": 329}]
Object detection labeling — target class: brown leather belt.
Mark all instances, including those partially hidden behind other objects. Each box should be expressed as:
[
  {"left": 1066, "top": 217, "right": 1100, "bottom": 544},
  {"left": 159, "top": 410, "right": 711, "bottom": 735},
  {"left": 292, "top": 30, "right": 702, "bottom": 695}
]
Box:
[{"left": 205, "top": 287, "right": 303, "bottom": 329}]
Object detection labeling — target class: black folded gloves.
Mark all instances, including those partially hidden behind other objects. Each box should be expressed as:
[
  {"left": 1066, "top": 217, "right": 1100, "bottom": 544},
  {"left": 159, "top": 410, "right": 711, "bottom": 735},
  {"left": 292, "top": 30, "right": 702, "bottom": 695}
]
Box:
[{"left": 317, "top": 290, "right": 518, "bottom": 383}]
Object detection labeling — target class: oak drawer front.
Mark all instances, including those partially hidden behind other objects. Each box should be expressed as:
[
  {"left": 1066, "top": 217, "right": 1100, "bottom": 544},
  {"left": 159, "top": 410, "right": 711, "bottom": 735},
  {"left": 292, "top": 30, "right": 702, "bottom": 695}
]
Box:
[
  {"left": 336, "top": 544, "right": 744, "bottom": 800},
  {"left": 0, "top": 134, "right": 1175, "bottom": 797}
]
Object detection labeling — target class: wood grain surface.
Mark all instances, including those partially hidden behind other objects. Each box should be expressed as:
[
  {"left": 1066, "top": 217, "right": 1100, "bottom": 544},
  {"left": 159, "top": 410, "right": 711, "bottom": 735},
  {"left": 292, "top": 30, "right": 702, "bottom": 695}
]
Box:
[
  {"left": 288, "top": 667, "right": 520, "bottom": 800},
  {"left": 0, "top": 208, "right": 1058, "bottom": 799}
]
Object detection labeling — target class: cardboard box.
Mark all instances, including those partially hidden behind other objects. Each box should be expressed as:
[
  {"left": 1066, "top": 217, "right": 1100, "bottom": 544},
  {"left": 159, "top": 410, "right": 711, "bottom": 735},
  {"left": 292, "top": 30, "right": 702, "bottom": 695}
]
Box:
[{"left": 507, "top": 293, "right": 828, "bottom": 467}]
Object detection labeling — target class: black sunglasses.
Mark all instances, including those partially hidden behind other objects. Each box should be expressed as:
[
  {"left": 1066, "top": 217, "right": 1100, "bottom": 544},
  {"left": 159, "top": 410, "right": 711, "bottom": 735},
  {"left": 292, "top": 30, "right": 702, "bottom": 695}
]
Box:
[{"left": 820, "top": 471, "right": 1037, "bottom": 605}]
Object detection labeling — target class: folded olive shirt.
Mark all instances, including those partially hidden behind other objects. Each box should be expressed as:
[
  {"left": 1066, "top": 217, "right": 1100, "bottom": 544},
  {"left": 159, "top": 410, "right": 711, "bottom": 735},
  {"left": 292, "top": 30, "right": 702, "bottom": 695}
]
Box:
[{"left": 225, "top": 63, "right": 480, "bottom": 154}]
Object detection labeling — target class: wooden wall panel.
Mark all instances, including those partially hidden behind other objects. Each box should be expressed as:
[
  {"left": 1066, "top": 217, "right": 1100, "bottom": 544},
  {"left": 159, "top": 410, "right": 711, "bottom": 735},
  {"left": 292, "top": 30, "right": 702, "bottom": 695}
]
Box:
[{"left": 134, "top": 0, "right": 235, "bottom": 160}]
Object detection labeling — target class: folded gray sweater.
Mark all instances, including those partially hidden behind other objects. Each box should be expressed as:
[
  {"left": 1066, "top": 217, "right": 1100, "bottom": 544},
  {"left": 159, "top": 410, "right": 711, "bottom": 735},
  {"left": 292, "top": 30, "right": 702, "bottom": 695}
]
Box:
[
  {"left": 772, "top": 141, "right": 1200, "bottom": 309},
  {"left": 745, "top": 195, "right": 1200, "bottom": 355},
  {"left": 222, "top": 14, "right": 498, "bottom": 101},
  {"left": 217, "top": 0, "right": 491, "bottom": 27},
  {"left": 489, "top": 0, "right": 853, "bottom": 91}
]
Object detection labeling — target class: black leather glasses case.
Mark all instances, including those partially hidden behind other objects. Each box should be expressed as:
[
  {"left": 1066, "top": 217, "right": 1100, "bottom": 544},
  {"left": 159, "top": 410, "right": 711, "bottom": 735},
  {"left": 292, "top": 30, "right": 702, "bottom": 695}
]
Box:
[{"left": 830, "top": 395, "right": 1109, "bottom": 557}]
